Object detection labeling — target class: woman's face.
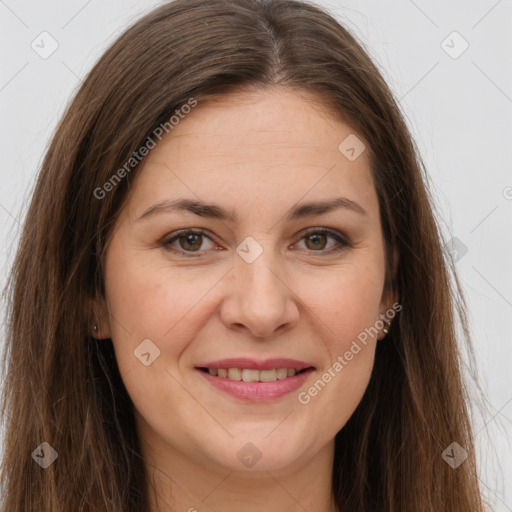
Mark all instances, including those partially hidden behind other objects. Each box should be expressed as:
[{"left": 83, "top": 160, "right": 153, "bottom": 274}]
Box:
[{"left": 97, "top": 87, "right": 396, "bottom": 475}]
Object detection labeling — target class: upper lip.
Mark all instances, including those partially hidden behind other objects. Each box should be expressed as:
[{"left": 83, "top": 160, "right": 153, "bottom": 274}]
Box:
[{"left": 195, "top": 358, "right": 315, "bottom": 371}]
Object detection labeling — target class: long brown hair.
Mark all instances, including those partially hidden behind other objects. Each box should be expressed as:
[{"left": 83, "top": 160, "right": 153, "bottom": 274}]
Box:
[{"left": 0, "top": 0, "right": 490, "bottom": 510}]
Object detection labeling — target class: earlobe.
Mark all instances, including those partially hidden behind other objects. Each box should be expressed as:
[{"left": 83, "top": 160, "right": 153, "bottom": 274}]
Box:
[{"left": 87, "top": 295, "right": 112, "bottom": 340}]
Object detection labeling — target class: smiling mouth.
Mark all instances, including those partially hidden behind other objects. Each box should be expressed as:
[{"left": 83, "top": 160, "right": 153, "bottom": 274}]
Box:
[{"left": 197, "top": 367, "right": 312, "bottom": 382}]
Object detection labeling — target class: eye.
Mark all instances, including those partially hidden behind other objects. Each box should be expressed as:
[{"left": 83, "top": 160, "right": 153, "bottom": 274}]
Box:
[
  {"left": 162, "top": 228, "right": 217, "bottom": 256},
  {"left": 294, "top": 227, "right": 349, "bottom": 254},
  {"left": 161, "top": 227, "right": 350, "bottom": 258}
]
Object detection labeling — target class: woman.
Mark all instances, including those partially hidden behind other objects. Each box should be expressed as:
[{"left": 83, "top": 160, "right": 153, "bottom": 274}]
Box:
[{"left": 0, "top": 0, "right": 490, "bottom": 510}]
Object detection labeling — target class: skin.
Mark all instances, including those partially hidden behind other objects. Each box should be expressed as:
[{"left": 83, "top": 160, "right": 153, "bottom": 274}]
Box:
[{"left": 92, "top": 87, "right": 397, "bottom": 512}]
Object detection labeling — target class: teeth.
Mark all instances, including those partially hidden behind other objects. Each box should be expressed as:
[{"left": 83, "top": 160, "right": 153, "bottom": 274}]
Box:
[
  {"left": 205, "top": 367, "right": 304, "bottom": 382},
  {"left": 228, "top": 368, "right": 241, "bottom": 380},
  {"left": 276, "top": 368, "right": 288, "bottom": 380},
  {"left": 242, "top": 369, "right": 260, "bottom": 382},
  {"left": 259, "top": 369, "right": 277, "bottom": 382}
]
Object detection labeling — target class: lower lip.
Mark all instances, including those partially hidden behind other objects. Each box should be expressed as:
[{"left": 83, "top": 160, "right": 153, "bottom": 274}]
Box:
[{"left": 196, "top": 368, "right": 314, "bottom": 401}]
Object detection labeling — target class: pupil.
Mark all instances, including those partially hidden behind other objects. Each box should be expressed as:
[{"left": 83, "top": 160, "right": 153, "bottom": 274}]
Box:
[
  {"left": 181, "top": 234, "right": 201, "bottom": 251},
  {"left": 307, "top": 233, "right": 326, "bottom": 250}
]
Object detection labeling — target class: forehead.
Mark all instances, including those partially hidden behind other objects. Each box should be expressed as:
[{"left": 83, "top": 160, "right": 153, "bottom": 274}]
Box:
[{"left": 124, "top": 87, "right": 377, "bottom": 222}]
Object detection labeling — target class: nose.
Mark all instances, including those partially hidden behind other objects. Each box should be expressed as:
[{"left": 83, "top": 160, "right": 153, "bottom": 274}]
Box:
[{"left": 219, "top": 245, "right": 300, "bottom": 339}]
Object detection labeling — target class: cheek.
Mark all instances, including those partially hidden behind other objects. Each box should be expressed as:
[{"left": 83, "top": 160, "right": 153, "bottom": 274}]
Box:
[
  {"left": 300, "top": 288, "right": 377, "bottom": 435},
  {"left": 102, "top": 250, "right": 213, "bottom": 441},
  {"left": 295, "top": 261, "right": 382, "bottom": 428},
  {"left": 304, "top": 257, "right": 384, "bottom": 344},
  {"left": 103, "top": 246, "right": 224, "bottom": 371}
]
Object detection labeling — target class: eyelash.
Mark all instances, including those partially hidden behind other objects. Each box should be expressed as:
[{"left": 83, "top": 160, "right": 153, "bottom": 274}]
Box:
[{"left": 161, "top": 227, "right": 351, "bottom": 258}]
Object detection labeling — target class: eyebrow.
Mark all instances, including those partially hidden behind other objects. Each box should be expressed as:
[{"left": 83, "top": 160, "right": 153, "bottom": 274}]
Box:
[{"left": 136, "top": 196, "right": 368, "bottom": 223}]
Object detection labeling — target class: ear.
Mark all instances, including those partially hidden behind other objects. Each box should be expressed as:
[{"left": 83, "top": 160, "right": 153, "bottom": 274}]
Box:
[
  {"left": 378, "top": 247, "right": 400, "bottom": 339},
  {"left": 88, "top": 294, "right": 112, "bottom": 340}
]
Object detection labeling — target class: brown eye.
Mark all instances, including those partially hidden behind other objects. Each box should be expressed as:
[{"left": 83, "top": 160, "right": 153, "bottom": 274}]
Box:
[
  {"left": 162, "top": 227, "right": 349, "bottom": 258},
  {"left": 178, "top": 233, "right": 203, "bottom": 251},
  {"left": 304, "top": 232, "right": 328, "bottom": 251},
  {"left": 163, "top": 229, "right": 216, "bottom": 256},
  {"left": 296, "top": 228, "right": 349, "bottom": 254}
]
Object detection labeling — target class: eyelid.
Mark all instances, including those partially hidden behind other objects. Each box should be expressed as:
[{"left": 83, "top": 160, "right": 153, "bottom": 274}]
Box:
[
  {"left": 161, "top": 228, "right": 218, "bottom": 257},
  {"left": 161, "top": 227, "right": 350, "bottom": 257},
  {"left": 293, "top": 227, "right": 350, "bottom": 252}
]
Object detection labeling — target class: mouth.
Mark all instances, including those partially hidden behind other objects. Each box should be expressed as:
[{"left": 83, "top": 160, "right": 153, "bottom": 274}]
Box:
[
  {"left": 196, "top": 366, "right": 312, "bottom": 382},
  {"left": 194, "top": 362, "right": 315, "bottom": 401}
]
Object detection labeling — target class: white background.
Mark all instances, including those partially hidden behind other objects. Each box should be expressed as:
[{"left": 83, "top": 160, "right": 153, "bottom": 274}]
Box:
[{"left": 0, "top": 0, "right": 511, "bottom": 509}]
